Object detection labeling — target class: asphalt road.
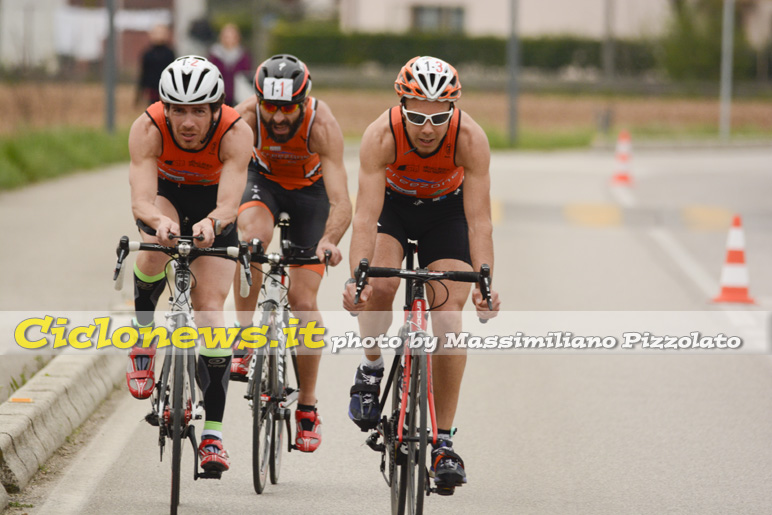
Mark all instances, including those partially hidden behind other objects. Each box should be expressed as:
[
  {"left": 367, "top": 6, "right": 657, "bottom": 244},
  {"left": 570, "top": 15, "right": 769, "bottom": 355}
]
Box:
[{"left": 2, "top": 143, "right": 772, "bottom": 514}]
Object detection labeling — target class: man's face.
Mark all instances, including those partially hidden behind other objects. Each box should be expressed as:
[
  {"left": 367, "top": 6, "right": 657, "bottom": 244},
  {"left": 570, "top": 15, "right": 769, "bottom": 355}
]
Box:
[
  {"left": 164, "top": 104, "right": 214, "bottom": 150},
  {"left": 401, "top": 98, "right": 454, "bottom": 156},
  {"left": 259, "top": 100, "right": 304, "bottom": 143}
]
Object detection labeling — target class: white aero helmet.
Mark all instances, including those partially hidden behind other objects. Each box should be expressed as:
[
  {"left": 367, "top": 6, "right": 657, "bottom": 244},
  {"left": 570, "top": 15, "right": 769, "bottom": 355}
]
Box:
[
  {"left": 394, "top": 56, "right": 461, "bottom": 102},
  {"left": 159, "top": 55, "right": 224, "bottom": 105}
]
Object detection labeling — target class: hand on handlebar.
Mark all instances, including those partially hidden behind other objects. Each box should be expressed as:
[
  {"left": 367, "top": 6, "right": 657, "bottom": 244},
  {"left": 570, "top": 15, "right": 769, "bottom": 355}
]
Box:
[
  {"left": 191, "top": 219, "right": 215, "bottom": 248},
  {"left": 316, "top": 239, "right": 342, "bottom": 267},
  {"left": 472, "top": 287, "right": 500, "bottom": 320},
  {"left": 155, "top": 218, "right": 180, "bottom": 247},
  {"left": 343, "top": 280, "right": 372, "bottom": 314}
]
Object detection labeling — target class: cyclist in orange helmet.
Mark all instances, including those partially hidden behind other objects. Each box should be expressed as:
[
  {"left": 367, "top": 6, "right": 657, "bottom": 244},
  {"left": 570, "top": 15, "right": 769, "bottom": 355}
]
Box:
[
  {"left": 126, "top": 55, "right": 253, "bottom": 475},
  {"left": 343, "top": 55, "right": 501, "bottom": 492},
  {"left": 231, "top": 54, "right": 352, "bottom": 453}
]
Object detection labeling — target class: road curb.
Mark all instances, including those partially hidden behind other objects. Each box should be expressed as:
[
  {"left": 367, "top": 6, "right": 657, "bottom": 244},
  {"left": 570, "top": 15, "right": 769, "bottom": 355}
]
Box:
[{"left": 0, "top": 353, "right": 124, "bottom": 507}]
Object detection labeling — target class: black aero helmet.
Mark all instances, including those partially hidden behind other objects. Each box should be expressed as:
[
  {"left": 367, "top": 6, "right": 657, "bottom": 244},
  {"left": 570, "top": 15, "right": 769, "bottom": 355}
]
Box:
[{"left": 254, "top": 54, "right": 312, "bottom": 105}]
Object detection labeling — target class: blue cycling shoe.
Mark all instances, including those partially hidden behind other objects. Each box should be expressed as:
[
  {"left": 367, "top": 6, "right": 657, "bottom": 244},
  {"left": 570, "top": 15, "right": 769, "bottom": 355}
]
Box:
[{"left": 348, "top": 364, "right": 383, "bottom": 431}]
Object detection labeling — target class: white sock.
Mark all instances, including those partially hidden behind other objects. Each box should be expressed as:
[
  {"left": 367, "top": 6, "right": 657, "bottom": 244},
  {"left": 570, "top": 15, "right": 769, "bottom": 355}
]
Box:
[
  {"left": 201, "top": 429, "right": 223, "bottom": 448},
  {"left": 361, "top": 355, "right": 384, "bottom": 370}
]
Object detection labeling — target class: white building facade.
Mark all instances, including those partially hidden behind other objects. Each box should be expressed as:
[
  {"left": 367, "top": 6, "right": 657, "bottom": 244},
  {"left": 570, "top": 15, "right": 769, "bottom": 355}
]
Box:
[{"left": 340, "top": 0, "right": 671, "bottom": 39}]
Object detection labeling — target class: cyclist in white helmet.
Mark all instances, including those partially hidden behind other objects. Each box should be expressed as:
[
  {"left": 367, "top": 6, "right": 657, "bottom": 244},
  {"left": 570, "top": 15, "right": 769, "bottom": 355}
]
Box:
[
  {"left": 343, "top": 56, "right": 501, "bottom": 493},
  {"left": 125, "top": 55, "right": 253, "bottom": 475}
]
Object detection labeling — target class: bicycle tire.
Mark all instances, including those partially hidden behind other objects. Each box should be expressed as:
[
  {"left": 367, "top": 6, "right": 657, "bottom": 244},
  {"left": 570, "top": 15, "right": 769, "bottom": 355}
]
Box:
[
  {"left": 170, "top": 347, "right": 185, "bottom": 515},
  {"left": 390, "top": 354, "right": 405, "bottom": 515},
  {"left": 394, "top": 351, "right": 428, "bottom": 515},
  {"left": 269, "top": 349, "right": 285, "bottom": 484},
  {"left": 251, "top": 351, "right": 271, "bottom": 494}
]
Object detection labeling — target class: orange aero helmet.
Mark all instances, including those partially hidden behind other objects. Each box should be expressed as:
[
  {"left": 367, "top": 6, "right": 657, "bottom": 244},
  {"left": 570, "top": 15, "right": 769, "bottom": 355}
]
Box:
[{"left": 394, "top": 56, "right": 461, "bottom": 102}]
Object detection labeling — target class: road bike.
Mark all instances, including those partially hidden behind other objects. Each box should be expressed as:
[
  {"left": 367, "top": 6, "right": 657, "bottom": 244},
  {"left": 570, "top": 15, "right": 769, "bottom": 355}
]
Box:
[
  {"left": 352, "top": 242, "right": 492, "bottom": 515},
  {"left": 241, "top": 212, "right": 328, "bottom": 494},
  {"left": 113, "top": 234, "right": 252, "bottom": 515}
]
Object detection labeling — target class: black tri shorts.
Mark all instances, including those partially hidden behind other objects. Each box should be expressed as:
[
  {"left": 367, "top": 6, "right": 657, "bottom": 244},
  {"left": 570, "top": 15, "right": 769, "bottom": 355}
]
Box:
[
  {"left": 136, "top": 178, "right": 239, "bottom": 250},
  {"left": 377, "top": 185, "right": 471, "bottom": 268},
  {"left": 238, "top": 162, "right": 330, "bottom": 256}
]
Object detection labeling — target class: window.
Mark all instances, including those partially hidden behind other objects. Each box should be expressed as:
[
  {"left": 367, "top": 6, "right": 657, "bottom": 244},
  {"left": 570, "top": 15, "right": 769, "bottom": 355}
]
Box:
[{"left": 411, "top": 6, "right": 465, "bottom": 33}]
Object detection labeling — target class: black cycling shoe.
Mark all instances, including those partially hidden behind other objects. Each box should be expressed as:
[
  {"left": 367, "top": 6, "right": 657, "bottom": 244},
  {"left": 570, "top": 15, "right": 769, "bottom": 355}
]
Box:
[
  {"left": 348, "top": 365, "right": 384, "bottom": 431},
  {"left": 430, "top": 441, "right": 466, "bottom": 495}
]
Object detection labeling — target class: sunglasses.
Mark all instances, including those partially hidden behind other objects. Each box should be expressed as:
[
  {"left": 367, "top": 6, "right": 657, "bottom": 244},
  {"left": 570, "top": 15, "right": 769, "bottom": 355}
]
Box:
[
  {"left": 401, "top": 105, "right": 454, "bottom": 126},
  {"left": 260, "top": 101, "right": 301, "bottom": 115}
]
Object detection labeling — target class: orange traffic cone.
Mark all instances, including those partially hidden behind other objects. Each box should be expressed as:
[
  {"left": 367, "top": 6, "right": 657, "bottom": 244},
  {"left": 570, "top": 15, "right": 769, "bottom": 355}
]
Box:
[
  {"left": 611, "top": 130, "right": 633, "bottom": 185},
  {"left": 713, "top": 215, "right": 755, "bottom": 304}
]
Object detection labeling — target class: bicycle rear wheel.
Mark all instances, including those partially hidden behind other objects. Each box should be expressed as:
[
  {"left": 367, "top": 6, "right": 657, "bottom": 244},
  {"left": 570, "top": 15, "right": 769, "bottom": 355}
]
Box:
[
  {"left": 170, "top": 347, "right": 185, "bottom": 515},
  {"left": 251, "top": 351, "right": 272, "bottom": 494},
  {"left": 395, "top": 352, "right": 428, "bottom": 515}
]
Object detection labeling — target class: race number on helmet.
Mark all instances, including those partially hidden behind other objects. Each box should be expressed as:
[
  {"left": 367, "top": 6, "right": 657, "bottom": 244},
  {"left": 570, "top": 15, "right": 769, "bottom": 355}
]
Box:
[
  {"left": 159, "top": 55, "right": 225, "bottom": 105},
  {"left": 394, "top": 56, "right": 462, "bottom": 102},
  {"left": 254, "top": 54, "right": 312, "bottom": 105}
]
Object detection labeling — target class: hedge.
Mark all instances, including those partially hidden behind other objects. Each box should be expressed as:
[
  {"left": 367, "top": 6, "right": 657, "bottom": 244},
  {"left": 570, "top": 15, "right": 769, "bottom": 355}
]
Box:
[{"left": 269, "top": 30, "right": 658, "bottom": 74}]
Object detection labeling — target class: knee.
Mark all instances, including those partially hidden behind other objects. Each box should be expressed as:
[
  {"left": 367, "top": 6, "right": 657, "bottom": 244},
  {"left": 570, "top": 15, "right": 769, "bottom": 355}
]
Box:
[{"left": 369, "top": 278, "right": 399, "bottom": 309}]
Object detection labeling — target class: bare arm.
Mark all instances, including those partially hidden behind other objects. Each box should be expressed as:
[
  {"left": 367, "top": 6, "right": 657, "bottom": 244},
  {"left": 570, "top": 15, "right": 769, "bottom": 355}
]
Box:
[
  {"left": 308, "top": 100, "right": 352, "bottom": 265},
  {"left": 348, "top": 111, "right": 393, "bottom": 276},
  {"left": 191, "top": 118, "right": 253, "bottom": 247},
  {"left": 128, "top": 114, "right": 179, "bottom": 244},
  {"left": 456, "top": 112, "right": 500, "bottom": 315},
  {"left": 234, "top": 95, "right": 258, "bottom": 146}
]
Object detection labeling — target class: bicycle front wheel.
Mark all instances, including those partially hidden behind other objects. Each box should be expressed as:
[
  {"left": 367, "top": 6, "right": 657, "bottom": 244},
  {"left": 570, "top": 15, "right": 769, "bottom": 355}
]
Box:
[
  {"left": 269, "top": 351, "right": 285, "bottom": 484},
  {"left": 170, "top": 348, "right": 185, "bottom": 515},
  {"left": 398, "top": 352, "right": 428, "bottom": 515},
  {"left": 252, "top": 350, "right": 272, "bottom": 494}
]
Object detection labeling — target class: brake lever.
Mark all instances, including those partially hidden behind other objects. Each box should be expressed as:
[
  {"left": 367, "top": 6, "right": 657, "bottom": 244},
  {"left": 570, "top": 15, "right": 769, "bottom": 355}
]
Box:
[
  {"left": 323, "top": 250, "right": 332, "bottom": 276},
  {"left": 113, "top": 236, "right": 130, "bottom": 281},
  {"left": 354, "top": 259, "right": 369, "bottom": 305},
  {"left": 478, "top": 264, "right": 493, "bottom": 324}
]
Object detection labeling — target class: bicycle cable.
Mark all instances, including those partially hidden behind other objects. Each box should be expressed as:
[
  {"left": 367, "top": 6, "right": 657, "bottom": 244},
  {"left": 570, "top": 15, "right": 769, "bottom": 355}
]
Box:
[{"left": 424, "top": 278, "right": 451, "bottom": 312}]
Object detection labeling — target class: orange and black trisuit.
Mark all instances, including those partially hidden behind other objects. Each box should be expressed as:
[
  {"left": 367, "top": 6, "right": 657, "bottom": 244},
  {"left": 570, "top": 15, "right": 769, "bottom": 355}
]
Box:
[
  {"left": 239, "top": 97, "right": 328, "bottom": 275},
  {"left": 251, "top": 97, "right": 322, "bottom": 190},
  {"left": 146, "top": 101, "right": 241, "bottom": 185},
  {"left": 142, "top": 101, "right": 242, "bottom": 245},
  {"left": 378, "top": 104, "right": 471, "bottom": 267},
  {"left": 386, "top": 105, "right": 463, "bottom": 198}
]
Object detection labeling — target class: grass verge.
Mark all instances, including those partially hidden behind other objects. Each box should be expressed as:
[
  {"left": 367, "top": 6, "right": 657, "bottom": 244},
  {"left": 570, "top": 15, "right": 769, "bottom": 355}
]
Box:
[{"left": 0, "top": 126, "right": 129, "bottom": 190}]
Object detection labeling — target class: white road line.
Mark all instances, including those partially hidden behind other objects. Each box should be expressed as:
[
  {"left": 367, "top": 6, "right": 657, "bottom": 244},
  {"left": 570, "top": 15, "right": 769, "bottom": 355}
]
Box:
[{"left": 609, "top": 183, "right": 766, "bottom": 345}]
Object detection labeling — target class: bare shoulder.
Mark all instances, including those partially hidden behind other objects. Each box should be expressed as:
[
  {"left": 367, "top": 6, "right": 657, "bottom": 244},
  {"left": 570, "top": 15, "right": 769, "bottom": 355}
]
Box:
[
  {"left": 308, "top": 99, "right": 344, "bottom": 155},
  {"left": 221, "top": 117, "right": 254, "bottom": 160},
  {"left": 455, "top": 109, "right": 490, "bottom": 170},
  {"left": 360, "top": 109, "right": 395, "bottom": 166},
  {"left": 234, "top": 95, "right": 258, "bottom": 130},
  {"left": 128, "top": 113, "right": 161, "bottom": 160}
]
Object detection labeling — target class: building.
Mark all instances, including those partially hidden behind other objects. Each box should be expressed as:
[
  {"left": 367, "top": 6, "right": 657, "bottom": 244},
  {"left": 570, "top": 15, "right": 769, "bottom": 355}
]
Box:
[
  {"left": 339, "top": 0, "right": 671, "bottom": 39},
  {"left": 0, "top": 0, "right": 205, "bottom": 73}
]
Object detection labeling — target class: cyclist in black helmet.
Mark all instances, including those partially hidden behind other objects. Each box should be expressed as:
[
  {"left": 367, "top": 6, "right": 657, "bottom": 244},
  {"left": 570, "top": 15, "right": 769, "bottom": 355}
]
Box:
[{"left": 230, "top": 54, "right": 352, "bottom": 453}]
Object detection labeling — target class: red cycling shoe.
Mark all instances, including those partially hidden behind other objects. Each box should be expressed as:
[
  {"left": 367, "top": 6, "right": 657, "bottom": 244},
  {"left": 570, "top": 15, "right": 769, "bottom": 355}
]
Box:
[
  {"left": 295, "top": 408, "right": 322, "bottom": 452},
  {"left": 230, "top": 346, "right": 254, "bottom": 382},
  {"left": 126, "top": 346, "right": 156, "bottom": 399},
  {"left": 198, "top": 437, "right": 230, "bottom": 472}
]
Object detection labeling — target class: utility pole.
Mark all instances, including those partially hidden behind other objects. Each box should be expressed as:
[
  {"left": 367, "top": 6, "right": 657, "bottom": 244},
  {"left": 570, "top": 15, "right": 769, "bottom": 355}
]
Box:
[
  {"left": 105, "top": 0, "right": 116, "bottom": 134},
  {"left": 602, "top": 0, "right": 615, "bottom": 82},
  {"left": 252, "top": 0, "right": 270, "bottom": 65},
  {"left": 719, "top": 0, "right": 735, "bottom": 141},
  {"left": 507, "top": 0, "right": 519, "bottom": 147}
]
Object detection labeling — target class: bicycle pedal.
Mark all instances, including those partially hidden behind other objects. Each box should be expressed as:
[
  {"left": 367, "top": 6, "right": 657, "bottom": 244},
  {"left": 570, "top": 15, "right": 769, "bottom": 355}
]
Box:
[
  {"left": 197, "top": 470, "right": 222, "bottom": 480},
  {"left": 432, "top": 484, "right": 456, "bottom": 496},
  {"left": 144, "top": 412, "right": 160, "bottom": 426},
  {"left": 229, "top": 372, "right": 248, "bottom": 383}
]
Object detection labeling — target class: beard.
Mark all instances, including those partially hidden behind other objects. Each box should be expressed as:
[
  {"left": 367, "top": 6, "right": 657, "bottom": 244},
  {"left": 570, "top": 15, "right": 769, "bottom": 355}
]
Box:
[{"left": 262, "top": 108, "right": 305, "bottom": 143}]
